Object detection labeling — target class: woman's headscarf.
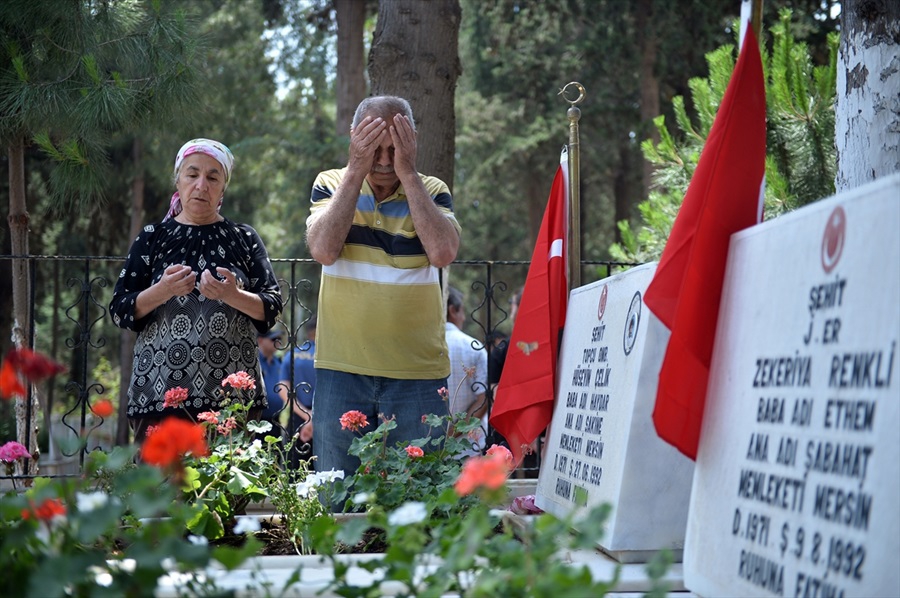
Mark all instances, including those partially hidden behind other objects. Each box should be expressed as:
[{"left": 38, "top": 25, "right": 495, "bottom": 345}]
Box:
[{"left": 164, "top": 138, "right": 235, "bottom": 221}]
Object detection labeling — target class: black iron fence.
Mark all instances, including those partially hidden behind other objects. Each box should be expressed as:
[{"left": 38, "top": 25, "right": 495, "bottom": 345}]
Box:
[{"left": 0, "top": 254, "right": 634, "bottom": 482}]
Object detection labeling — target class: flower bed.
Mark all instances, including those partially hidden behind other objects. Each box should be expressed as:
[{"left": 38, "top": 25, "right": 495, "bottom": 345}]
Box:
[{"left": 0, "top": 361, "right": 678, "bottom": 596}]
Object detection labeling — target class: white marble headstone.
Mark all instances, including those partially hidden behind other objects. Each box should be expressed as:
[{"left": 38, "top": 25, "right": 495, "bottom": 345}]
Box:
[
  {"left": 684, "top": 174, "right": 900, "bottom": 597},
  {"left": 536, "top": 262, "right": 695, "bottom": 562}
]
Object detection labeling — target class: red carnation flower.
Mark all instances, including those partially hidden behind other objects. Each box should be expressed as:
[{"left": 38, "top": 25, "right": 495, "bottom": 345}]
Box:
[
  {"left": 0, "top": 360, "right": 26, "bottom": 399},
  {"left": 454, "top": 451, "right": 510, "bottom": 496},
  {"left": 163, "top": 387, "right": 189, "bottom": 409},
  {"left": 6, "top": 348, "right": 66, "bottom": 382},
  {"left": 222, "top": 371, "right": 256, "bottom": 392}
]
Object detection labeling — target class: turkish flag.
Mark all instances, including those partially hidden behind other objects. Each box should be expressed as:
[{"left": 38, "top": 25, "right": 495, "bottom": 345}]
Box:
[
  {"left": 490, "top": 148, "right": 569, "bottom": 464},
  {"left": 644, "top": 26, "right": 767, "bottom": 460}
]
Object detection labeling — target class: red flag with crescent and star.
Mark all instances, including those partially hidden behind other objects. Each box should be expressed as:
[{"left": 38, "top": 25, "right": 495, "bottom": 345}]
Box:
[
  {"left": 643, "top": 24, "right": 767, "bottom": 460},
  {"left": 490, "top": 147, "right": 569, "bottom": 464}
]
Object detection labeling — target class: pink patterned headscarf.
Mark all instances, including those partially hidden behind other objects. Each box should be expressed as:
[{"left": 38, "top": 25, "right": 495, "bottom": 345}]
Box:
[{"left": 164, "top": 138, "right": 235, "bottom": 221}]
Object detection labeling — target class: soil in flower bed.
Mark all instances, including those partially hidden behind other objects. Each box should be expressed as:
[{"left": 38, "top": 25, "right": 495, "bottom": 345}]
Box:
[{"left": 213, "top": 520, "right": 388, "bottom": 556}]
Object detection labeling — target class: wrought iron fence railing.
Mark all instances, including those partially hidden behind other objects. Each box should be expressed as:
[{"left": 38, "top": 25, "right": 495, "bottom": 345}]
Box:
[{"left": 0, "top": 254, "right": 635, "bottom": 483}]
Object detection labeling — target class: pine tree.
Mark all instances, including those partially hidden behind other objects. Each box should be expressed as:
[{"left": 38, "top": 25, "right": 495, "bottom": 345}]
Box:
[
  {"left": 610, "top": 10, "right": 838, "bottom": 264},
  {"left": 0, "top": 0, "right": 200, "bottom": 470}
]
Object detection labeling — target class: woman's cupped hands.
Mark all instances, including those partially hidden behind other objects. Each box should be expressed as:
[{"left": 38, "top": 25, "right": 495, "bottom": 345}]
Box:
[{"left": 161, "top": 264, "right": 197, "bottom": 298}]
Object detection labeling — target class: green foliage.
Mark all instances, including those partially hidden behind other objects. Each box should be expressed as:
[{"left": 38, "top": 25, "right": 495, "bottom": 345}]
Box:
[
  {"left": 174, "top": 382, "right": 290, "bottom": 541},
  {"left": 610, "top": 10, "right": 838, "bottom": 263},
  {"left": 767, "top": 10, "right": 838, "bottom": 207},
  {"left": 295, "top": 407, "right": 630, "bottom": 597},
  {"left": 334, "top": 410, "right": 485, "bottom": 515},
  {"left": 1, "top": 404, "right": 662, "bottom": 595},
  {"left": 0, "top": 445, "right": 256, "bottom": 597},
  {"left": 320, "top": 489, "right": 619, "bottom": 597},
  {"left": 0, "top": 0, "right": 200, "bottom": 206}
]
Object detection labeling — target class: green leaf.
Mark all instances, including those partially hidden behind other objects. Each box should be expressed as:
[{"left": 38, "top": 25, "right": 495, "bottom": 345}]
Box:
[
  {"left": 247, "top": 420, "right": 272, "bottom": 434},
  {"left": 335, "top": 516, "right": 370, "bottom": 547},
  {"left": 186, "top": 504, "right": 224, "bottom": 540},
  {"left": 213, "top": 537, "right": 262, "bottom": 570}
]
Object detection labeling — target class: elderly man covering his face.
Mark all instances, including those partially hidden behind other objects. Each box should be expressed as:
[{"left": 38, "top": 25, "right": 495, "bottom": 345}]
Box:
[
  {"left": 305, "top": 96, "right": 461, "bottom": 485},
  {"left": 110, "top": 138, "right": 283, "bottom": 442}
]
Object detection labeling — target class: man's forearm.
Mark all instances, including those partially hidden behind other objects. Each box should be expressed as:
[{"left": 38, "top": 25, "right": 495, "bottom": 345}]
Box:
[
  {"left": 403, "top": 176, "right": 459, "bottom": 268},
  {"left": 306, "top": 170, "right": 367, "bottom": 265}
]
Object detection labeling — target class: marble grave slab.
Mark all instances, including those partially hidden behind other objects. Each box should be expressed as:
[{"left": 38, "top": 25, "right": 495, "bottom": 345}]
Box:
[
  {"left": 684, "top": 174, "right": 900, "bottom": 597},
  {"left": 536, "top": 262, "right": 696, "bottom": 562}
]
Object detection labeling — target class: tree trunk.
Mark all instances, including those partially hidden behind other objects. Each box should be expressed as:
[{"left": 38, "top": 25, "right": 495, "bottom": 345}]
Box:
[
  {"left": 8, "top": 137, "right": 39, "bottom": 476},
  {"left": 335, "top": 0, "right": 368, "bottom": 144},
  {"left": 116, "top": 136, "right": 145, "bottom": 446},
  {"left": 368, "top": 0, "right": 462, "bottom": 188},
  {"left": 0, "top": 202, "right": 12, "bottom": 361},
  {"left": 835, "top": 0, "right": 900, "bottom": 192},
  {"left": 526, "top": 162, "right": 544, "bottom": 246},
  {"left": 613, "top": 143, "right": 634, "bottom": 245},
  {"left": 637, "top": 0, "right": 659, "bottom": 200}
]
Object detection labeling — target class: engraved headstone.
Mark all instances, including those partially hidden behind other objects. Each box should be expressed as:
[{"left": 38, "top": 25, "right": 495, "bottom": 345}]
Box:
[
  {"left": 536, "top": 262, "right": 695, "bottom": 562},
  {"left": 684, "top": 174, "right": 900, "bottom": 597}
]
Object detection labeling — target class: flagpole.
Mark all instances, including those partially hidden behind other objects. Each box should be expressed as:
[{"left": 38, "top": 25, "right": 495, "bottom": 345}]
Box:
[
  {"left": 560, "top": 81, "right": 585, "bottom": 291},
  {"left": 740, "top": 0, "right": 764, "bottom": 47},
  {"left": 751, "top": 0, "right": 763, "bottom": 39}
]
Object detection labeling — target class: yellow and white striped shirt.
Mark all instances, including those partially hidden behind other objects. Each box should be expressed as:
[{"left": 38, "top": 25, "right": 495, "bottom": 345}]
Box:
[{"left": 308, "top": 168, "right": 460, "bottom": 379}]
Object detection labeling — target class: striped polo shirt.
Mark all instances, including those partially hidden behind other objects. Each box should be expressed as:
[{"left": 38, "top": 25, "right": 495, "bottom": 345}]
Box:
[{"left": 308, "top": 168, "right": 461, "bottom": 379}]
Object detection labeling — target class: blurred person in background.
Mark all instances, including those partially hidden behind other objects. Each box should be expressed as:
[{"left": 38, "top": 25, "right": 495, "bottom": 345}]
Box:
[
  {"left": 445, "top": 286, "right": 488, "bottom": 458},
  {"left": 279, "top": 315, "right": 317, "bottom": 466},
  {"left": 257, "top": 327, "right": 285, "bottom": 435}
]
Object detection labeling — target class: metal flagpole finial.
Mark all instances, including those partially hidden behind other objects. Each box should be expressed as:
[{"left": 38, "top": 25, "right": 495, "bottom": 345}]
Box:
[
  {"left": 558, "top": 82, "right": 584, "bottom": 290},
  {"left": 559, "top": 82, "right": 586, "bottom": 106}
]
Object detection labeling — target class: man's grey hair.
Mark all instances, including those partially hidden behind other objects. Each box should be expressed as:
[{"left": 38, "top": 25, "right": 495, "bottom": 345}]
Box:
[
  {"left": 351, "top": 96, "right": 416, "bottom": 131},
  {"left": 447, "top": 285, "right": 464, "bottom": 311}
]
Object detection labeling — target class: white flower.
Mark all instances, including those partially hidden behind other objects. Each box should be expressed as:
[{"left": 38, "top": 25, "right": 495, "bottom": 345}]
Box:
[
  {"left": 315, "top": 469, "right": 345, "bottom": 483},
  {"left": 110, "top": 558, "right": 136, "bottom": 574},
  {"left": 295, "top": 478, "right": 318, "bottom": 498},
  {"left": 245, "top": 439, "right": 264, "bottom": 458},
  {"left": 187, "top": 534, "right": 208, "bottom": 546},
  {"left": 351, "top": 492, "right": 373, "bottom": 505},
  {"left": 76, "top": 491, "right": 109, "bottom": 513},
  {"left": 160, "top": 557, "right": 177, "bottom": 572},
  {"left": 233, "top": 517, "right": 261, "bottom": 535},
  {"left": 87, "top": 566, "right": 113, "bottom": 587},
  {"left": 387, "top": 501, "right": 428, "bottom": 527}
]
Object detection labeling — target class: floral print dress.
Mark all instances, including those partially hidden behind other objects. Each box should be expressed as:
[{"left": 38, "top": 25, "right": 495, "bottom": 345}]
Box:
[{"left": 110, "top": 218, "right": 282, "bottom": 418}]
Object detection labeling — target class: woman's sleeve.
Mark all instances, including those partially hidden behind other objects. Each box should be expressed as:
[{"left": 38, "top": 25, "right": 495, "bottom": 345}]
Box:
[
  {"left": 109, "top": 227, "right": 155, "bottom": 332},
  {"left": 239, "top": 224, "right": 283, "bottom": 334}
]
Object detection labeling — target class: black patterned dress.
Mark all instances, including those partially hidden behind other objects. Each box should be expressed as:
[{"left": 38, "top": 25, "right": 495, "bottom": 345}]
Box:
[{"left": 110, "top": 218, "right": 283, "bottom": 419}]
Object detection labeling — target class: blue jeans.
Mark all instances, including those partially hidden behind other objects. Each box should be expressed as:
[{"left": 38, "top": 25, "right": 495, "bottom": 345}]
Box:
[{"left": 313, "top": 369, "right": 449, "bottom": 479}]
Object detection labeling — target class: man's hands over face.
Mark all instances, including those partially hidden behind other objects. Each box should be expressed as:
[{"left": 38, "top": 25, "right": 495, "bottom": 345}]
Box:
[
  {"left": 347, "top": 113, "right": 418, "bottom": 180},
  {"left": 388, "top": 113, "right": 418, "bottom": 179},
  {"left": 348, "top": 115, "right": 388, "bottom": 173}
]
